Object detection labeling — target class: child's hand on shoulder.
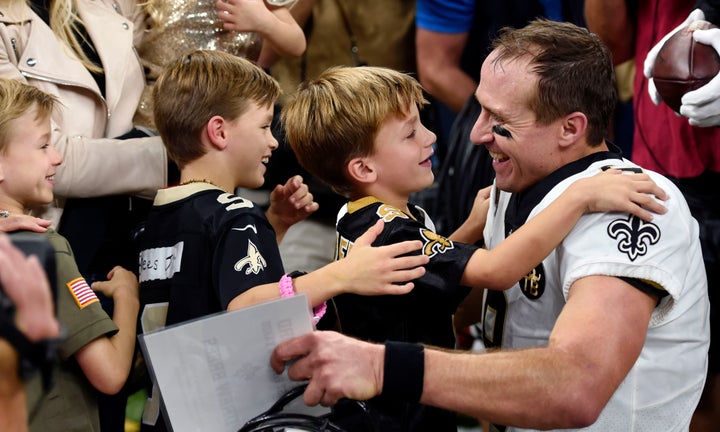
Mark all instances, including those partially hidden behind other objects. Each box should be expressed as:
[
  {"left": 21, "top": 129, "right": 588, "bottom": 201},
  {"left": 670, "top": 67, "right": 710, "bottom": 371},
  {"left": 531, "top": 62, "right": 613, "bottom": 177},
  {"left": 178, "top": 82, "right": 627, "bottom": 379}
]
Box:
[
  {"left": 340, "top": 220, "right": 428, "bottom": 296},
  {"left": 0, "top": 214, "right": 51, "bottom": 233},
  {"left": 573, "top": 169, "right": 668, "bottom": 222},
  {"left": 91, "top": 266, "right": 139, "bottom": 302},
  {"left": 267, "top": 175, "right": 320, "bottom": 230}
]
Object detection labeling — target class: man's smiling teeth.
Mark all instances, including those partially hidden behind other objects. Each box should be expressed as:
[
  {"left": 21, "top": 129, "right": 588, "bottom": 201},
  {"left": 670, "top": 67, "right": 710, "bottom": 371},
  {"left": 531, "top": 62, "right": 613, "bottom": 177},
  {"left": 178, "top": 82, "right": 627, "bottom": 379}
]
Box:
[
  {"left": 262, "top": 157, "right": 269, "bottom": 164},
  {"left": 489, "top": 151, "right": 509, "bottom": 162}
]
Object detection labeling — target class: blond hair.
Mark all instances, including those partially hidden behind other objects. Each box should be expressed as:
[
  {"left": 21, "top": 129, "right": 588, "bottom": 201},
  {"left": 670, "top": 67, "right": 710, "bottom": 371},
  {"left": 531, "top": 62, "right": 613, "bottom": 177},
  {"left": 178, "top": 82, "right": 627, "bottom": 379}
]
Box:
[
  {"left": 0, "top": 78, "right": 56, "bottom": 152},
  {"left": 282, "top": 66, "right": 427, "bottom": 196},
  {"left": 48, "top": 0, "right": 103, "bottom": 73},
  {"left": 152, "top": 50, "right": 281, "bottom": 168}
]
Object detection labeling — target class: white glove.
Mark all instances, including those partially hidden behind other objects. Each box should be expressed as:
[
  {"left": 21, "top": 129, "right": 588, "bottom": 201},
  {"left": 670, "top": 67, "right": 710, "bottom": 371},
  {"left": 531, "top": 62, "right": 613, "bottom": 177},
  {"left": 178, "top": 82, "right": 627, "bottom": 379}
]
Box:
[
  {"left": 643, "top": 8, "right": 706, "bottom": 106},
  {"left": 679, "top": 27, "right": 720, "bottom": 127}
]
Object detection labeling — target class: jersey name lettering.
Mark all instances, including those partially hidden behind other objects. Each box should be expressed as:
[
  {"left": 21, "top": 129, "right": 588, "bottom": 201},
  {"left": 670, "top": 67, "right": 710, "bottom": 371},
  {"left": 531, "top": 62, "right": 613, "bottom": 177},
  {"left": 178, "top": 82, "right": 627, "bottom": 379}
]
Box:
[{"left": 139, "top": 242, "right": 184, "bottom": 283}]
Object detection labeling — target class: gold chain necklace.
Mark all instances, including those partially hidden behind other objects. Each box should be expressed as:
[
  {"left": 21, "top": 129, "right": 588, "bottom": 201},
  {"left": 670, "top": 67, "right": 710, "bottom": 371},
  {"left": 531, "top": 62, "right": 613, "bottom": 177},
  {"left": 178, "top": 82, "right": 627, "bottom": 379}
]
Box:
[{"left": 178, "top": 178, "right": 220, "bottom": 188}]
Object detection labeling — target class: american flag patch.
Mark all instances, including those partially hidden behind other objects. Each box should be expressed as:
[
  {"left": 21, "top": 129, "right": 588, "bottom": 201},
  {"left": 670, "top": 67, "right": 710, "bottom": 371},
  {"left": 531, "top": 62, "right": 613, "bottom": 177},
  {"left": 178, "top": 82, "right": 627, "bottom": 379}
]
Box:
[{"left": 67, "top": 277, "right": 99, "bottom": 309}]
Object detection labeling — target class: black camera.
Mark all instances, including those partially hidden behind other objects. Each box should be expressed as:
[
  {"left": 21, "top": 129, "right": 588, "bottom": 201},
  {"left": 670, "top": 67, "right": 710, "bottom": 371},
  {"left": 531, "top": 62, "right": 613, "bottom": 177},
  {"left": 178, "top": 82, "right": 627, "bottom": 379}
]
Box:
[{"left": 0, "top": 232, "right": 60, "bottom": 389}]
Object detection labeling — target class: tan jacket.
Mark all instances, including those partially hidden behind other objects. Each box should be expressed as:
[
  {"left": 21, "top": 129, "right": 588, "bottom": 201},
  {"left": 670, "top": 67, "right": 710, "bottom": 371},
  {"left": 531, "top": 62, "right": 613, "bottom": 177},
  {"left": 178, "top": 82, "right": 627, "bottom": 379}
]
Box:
[{"left": 0, "top": 0, "right": 166, "bottom": 226}]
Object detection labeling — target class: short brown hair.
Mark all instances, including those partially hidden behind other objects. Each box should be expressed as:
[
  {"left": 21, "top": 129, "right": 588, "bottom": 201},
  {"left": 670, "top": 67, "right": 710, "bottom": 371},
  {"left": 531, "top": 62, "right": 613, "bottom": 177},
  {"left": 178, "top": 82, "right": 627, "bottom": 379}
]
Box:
[
  {"left": 0, "top": 79, "right": 56, "bottom": 153},
  {"left": 491, "top": 20, "right": 617, "bottom": 146},
  {"left": 282, "top": 66, "right": 427, "bottom": 196},
  {"left": 153, "top": 50, "right": 281, "bottom": 168}
]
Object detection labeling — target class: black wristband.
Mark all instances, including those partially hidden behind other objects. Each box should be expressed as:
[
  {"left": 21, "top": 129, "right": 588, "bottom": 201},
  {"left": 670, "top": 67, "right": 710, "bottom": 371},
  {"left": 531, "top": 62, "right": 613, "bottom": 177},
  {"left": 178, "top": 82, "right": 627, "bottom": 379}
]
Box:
[{"left": 382, "top": 341, "right": 424, "bottom": 402}]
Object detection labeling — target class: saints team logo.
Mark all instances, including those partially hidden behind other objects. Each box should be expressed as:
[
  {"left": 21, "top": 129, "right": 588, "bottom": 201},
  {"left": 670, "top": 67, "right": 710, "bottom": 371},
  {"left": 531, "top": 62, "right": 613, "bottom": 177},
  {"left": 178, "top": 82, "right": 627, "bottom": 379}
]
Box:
[
  {"left": 419, "top": 229, "right": 453, "bottom": 257},
  {"left": 234, "top": 240, "right": 267, "bottom": 274},
  {"left": 520, "top": 264, "right": 545, "bottom": 300},
  {"left": 607, "top": 215, "right": 660, "bottom": 262},
  {"left": 376, "top": 204, "right": 409, "bottom": 223}
]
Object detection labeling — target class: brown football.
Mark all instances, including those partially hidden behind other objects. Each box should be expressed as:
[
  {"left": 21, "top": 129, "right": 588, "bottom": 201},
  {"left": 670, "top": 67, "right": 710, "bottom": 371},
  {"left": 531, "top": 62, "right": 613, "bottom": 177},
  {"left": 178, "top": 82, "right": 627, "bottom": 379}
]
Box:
[{"left": 653, "top": 21, "right": 720, "bottom": 113}]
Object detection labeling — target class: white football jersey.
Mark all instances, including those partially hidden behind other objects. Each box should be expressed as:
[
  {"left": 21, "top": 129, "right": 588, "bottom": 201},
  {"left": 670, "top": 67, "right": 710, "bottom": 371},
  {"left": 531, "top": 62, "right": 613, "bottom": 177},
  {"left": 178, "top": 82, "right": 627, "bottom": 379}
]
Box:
[{"left": 482, "top": 157, "right": 710, "bottom": 432}]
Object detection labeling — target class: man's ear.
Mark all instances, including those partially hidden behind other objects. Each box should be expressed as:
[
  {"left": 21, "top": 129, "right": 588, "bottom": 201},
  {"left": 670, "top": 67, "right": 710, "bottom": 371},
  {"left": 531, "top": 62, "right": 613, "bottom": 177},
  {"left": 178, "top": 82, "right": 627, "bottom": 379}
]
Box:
[
  {"left": 205, "top": 115, "right": 229, "bottom": 150},
  {"left": 559, "top": 112, "right": 588, "bottom": 148},
  {"left": 347, "top": 156, "right": 376, "bottom": 185}
]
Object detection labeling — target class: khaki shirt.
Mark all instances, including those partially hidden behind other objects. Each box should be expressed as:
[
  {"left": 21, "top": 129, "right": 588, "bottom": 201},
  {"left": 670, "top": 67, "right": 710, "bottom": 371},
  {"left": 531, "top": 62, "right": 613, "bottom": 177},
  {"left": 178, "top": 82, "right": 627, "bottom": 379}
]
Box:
[{"left": 26, "top": 230, "right": 117, "bottom": 432}]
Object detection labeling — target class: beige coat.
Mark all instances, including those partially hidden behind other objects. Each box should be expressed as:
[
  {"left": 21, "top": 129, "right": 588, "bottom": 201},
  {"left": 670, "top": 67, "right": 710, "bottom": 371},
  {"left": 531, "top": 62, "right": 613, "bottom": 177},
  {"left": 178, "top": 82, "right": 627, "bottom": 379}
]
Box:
[{"left": 0, "top": 0, "right": 166, "bottom": 226}]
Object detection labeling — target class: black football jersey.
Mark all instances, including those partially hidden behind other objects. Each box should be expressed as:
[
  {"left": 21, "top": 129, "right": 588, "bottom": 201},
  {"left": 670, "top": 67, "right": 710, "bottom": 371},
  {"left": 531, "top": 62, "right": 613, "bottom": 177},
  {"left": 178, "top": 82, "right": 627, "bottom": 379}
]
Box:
[
  {"left": 334, "top": 196, "right": 476, "bottom": 349},
  {"left": 137, "top": 183, "right": 285, "bottom": 432},
  {"left": 332, "top": 196, "right": 477, "bottom": 432},
  {"left": 138, "top": 183, "right": 285, "bottom": 326}
]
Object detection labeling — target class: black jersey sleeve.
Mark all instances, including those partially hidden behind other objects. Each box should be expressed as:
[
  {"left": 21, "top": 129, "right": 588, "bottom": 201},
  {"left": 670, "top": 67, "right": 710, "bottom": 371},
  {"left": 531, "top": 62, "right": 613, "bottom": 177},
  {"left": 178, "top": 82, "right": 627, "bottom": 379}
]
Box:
[{"left": 213, "top": 211, "right": 286, "bottom": 309}]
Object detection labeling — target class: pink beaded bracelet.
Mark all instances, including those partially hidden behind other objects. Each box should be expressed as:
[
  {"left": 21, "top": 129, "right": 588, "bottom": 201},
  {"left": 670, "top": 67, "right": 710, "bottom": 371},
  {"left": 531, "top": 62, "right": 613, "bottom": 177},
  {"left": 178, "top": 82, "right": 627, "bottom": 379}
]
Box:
[
  {"left": 279, "top": 273, "right": 327, "bottom": 324},
  {"left": 312, "top": 301, "right": 327, "bottom": 325},
  {"left": 279, "top": 274, "right": 295, "bottom": 298}
]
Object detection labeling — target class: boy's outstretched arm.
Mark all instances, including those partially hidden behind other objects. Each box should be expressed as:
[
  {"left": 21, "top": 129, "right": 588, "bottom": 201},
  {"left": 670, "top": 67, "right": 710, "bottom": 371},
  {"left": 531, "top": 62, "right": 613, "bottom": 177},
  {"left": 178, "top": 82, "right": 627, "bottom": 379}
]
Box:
[
  {"left": 266, "top": 175, "right": 319, "bottom": 244},
  {"left": 227, "top": 220, "right": 429, "bottom": 311},
  {"left": 460, "top": 170, "right": 668, "bottom": 290}
]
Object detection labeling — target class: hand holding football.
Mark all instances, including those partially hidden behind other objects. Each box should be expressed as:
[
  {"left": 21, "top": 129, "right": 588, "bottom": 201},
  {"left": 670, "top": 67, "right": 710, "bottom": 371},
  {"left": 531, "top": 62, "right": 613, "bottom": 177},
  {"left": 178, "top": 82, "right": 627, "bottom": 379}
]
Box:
[{"left": 652, "top": 21, "right": 720, "bottom": 113}]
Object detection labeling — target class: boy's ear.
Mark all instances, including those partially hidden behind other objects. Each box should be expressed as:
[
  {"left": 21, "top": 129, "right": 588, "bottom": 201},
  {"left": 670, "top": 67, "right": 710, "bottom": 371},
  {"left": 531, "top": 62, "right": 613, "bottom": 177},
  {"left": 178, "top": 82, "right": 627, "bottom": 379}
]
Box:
[
  {"left": 205, "top": 115, "right": 229, "bottom": 150},
  {"left": 558, "top": 111, "right": 588, "bottom": 148},
  {"left": 347, "top": 156, "right": 376, "bottom": 185}
]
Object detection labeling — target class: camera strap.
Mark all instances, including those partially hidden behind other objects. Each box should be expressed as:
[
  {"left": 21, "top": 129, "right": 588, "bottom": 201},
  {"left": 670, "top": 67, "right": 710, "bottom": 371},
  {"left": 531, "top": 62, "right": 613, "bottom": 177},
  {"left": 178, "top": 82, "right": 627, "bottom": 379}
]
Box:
[{"left": 0, "top": 312, "right": 63, "bottom": 391}]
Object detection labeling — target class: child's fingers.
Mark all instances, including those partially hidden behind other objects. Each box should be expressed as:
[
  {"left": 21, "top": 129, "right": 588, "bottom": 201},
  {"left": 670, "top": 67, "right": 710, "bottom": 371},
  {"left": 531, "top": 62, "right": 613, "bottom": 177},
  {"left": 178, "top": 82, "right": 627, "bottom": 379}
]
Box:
[
  {"left": 284, "top": 175, "right": 303, "bottom": 194},
  {"left": 383, "top": 281, "right": 415, "bottom": 295},
  {"left": 633, "top": 194, "right": 667, "bottom": 218},
  {"left": 380, "top": 239, "right": 426, "bottom": 260},
  {"left": 387, "top": 252, "right": 429, "bottom": 271}
]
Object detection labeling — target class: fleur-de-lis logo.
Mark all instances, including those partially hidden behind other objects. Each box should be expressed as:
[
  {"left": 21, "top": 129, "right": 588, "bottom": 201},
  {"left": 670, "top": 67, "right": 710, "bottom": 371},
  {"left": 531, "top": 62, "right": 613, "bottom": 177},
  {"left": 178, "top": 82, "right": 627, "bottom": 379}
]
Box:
[
  {"left": 234, "top": 240, "right": 267, "bottom": 274},
  {"left": 419, "top": 229, "right": 453, "bottom": 257},
  {"left": 377, "top": 204, "right": 409, "bottom": 223},
  {"left": 607, "top": 215, "right": 661, "bottom": 261}
]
